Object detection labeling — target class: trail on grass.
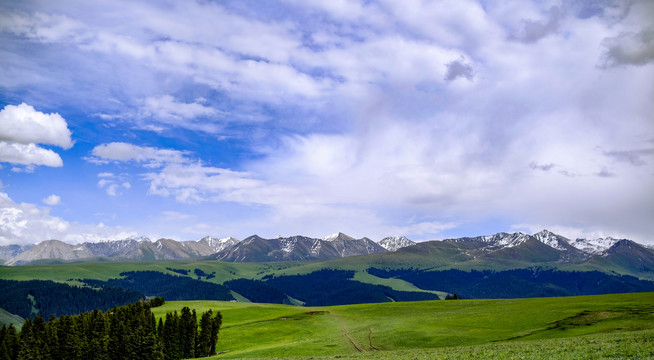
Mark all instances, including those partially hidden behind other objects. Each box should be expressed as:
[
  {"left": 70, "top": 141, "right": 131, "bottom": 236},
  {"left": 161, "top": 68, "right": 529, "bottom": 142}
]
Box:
[{"left": 330, "top": 312, "right": 364, "bottom": 352}]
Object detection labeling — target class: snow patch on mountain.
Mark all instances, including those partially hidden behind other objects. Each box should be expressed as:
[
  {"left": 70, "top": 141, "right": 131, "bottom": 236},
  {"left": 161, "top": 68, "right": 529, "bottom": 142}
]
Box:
[
  {"left": 378, "top": 236, "right": 416, "bottom": 251},
  {"left": 323, "top": 232, "right": 356, "bottom": 241},
  {"left": 199, "top": 236, "right": 240, "bottom": 253},
  {"left": 570, "top": 237, "right": 620, "bottom": 255},
  {"left": 533, "top": 229, "right": 569, "bottom": 251}
]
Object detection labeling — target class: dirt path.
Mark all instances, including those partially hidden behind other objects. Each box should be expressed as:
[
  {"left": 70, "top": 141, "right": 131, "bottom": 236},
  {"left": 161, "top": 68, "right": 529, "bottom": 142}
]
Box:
[
  {"left": 329, "top": 312, "right": 364, "bottom": 352},
  {"left": 368, "top": 325, "right": 378, "bottom": 350}
]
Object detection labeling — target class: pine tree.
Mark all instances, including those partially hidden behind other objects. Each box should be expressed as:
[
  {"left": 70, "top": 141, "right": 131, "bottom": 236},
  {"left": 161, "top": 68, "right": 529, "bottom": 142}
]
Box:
[
  {"left": 157, "top": 317, "right": 164, "bottom": 340},
  {"left": 179, "top": 307, "right": 196, "bottom": 359},
  {"left": 55, "top": 315, "right": 82, "bottom": 360},
  {"left": 88, "top": 310, "right": 109, "bottom": 360},
  {"left": 162, "top": 311, "right": 181, "bottom": 360},
  {"left": 195, "top": 310, "right": 213, "bottom": 357}
]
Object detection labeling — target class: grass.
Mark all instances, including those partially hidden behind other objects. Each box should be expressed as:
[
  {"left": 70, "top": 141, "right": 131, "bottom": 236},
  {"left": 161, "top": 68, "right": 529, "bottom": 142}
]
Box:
[
  {"left": 149, "top": 292, "right": 654, "bottom": 359},
  {"left": 0, "top": 259, "right": 452, "bottom": 296},
  {"left": 0, "top": 307, "right": 24, "bottom": 329},
  {"left": 0, "top": 260, "right": 284, "bottom": 284},
  {"left": 234, "top": 329, "right": 654, "bottom": 360}
]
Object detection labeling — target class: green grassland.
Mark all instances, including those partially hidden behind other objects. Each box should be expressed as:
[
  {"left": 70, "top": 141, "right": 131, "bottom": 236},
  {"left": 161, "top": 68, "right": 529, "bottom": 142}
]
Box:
[
  {"left": 150, "top": 292, "right": 654, "bottom": 359},
  {"left": 0, "top": 307, "right": 24, "bottom": 329},
  {"left": 0, "top": 259, "right": 451, "bottom": 295}
]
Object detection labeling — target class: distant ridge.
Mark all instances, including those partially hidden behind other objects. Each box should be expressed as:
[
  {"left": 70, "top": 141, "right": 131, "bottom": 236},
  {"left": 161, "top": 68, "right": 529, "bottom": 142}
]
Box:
[{"left": 2, "top": 230, "right": 652, "bottom": 272}]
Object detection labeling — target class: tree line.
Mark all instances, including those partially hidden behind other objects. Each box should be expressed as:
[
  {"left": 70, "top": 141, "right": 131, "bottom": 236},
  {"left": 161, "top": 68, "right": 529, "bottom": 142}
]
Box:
[
  {"left": 80, "top": 271, "right": 234, "bottom": 301},
  {"left": 366, "top": 267, "right": 654, "bottom": 299},
  {"left": 0, "top": 279, "right": 143, "bottom": 320},
  {"left": 0, "top": 298, "right": 222, "bottom": 360},
  {"left": 224, "top": 269, "right": 439, "bottom": 306}
]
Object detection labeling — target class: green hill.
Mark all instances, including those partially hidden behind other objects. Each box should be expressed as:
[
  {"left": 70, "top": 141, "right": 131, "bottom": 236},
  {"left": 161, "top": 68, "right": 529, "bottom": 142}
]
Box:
[
  {"left": 150, "top": 292, "right": 654, "bottom": 359},
  {"left": 0, "top": 307, "right": 24, "bottom": 329}
]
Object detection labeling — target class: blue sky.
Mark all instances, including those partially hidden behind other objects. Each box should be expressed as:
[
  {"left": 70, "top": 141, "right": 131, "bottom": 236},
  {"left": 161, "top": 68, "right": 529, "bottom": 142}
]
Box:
[{"left": 1, "top": 0, "right": 653, "bottom": 245}]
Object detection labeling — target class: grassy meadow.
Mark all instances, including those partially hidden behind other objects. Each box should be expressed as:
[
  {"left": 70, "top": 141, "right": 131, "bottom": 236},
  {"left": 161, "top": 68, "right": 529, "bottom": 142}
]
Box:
[
  {"left": 0, "top": 259, "right": 453, "bottom": 295},
  {"left": 150, "top": 292, "right": 654, "bottom": 359}
]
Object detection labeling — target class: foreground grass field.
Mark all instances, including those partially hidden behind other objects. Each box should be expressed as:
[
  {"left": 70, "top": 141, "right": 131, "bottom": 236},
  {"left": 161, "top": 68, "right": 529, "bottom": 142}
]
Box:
[{"left": 151, "top": 292, "right": 654, "bottom": 359}]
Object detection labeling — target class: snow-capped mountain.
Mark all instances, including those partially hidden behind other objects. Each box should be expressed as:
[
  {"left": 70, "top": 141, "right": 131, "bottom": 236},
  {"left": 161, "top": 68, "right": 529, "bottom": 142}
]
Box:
[
  {"left": 196, "top": 236, "right": 240, "bottom": 253},
  {"left": 2, "top": 230, "right": 651, "bottom": 268},
  {"left": 439, "top": 230, "right": 649, "bottom": 265},
  {"left": 213, "top": 233, "right": 387, "bottom": 262},
  {"left": 446, "top": 232, "right": 532, "bottom": 250},
  {"left": 378, "top": 236, "right": 416, "bottom": 251}
]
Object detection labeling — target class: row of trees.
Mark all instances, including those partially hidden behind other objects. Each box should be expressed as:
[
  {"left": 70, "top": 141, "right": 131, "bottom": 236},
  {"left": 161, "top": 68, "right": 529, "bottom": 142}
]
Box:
[{"left": 0, "top": 300, "right": 222, "bottom": 360}]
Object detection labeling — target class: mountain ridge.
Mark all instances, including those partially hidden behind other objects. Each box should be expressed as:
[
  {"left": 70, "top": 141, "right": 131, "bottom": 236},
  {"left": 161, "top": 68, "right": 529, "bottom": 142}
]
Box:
[{"left": 2, "top": 230, "right": 651, "bottom": 270}]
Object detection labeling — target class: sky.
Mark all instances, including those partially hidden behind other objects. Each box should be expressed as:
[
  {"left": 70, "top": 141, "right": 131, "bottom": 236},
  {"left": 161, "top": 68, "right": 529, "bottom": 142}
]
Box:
[{"left": 0, "top": 0, "right": 653, "bottom": 245}]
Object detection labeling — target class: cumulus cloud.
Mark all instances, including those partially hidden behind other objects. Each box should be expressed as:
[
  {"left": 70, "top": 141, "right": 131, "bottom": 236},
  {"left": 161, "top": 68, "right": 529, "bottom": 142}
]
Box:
[
  {"left": 42, "top": 194, "right": 61, "bottom": 206},
  {"left": 601, "top": 27, "right": 654, "bottom": 67},
  {"left": 0, "top": 142, "right": 63, "bottom": 167},
  {"left": 0, "top": 103, "right": 72, "bottom": 148},
  {"left": 0, "top": 103, "right": 73, "bottom": 168}
]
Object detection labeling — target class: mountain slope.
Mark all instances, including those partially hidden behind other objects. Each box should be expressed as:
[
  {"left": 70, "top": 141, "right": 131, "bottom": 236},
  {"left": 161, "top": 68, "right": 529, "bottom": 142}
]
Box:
[
  {"left": 6, "top": 240, "right": 93, "bottom": 265},
  {"left": 582, "top": 240, "right": 654, "bottom": 279}
]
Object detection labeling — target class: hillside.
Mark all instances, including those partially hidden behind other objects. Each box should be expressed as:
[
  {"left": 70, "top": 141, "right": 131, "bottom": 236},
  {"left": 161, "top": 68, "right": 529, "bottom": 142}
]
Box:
[{"left": 150, "top": 293, "right": 654, "bottom": 359}]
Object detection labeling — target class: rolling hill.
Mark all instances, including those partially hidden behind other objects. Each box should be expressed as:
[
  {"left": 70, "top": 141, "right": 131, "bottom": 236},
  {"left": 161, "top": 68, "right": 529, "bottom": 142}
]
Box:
[{"left": 149, "top": 293, "right": 654, "bottom": 359}]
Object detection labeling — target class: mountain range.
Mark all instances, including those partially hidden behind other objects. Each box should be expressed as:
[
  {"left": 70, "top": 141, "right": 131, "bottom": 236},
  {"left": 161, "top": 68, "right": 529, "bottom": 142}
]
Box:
[
  {"left": 0, "top": 232, "right": 414, "bottom": 265},
  {"left": 1, "top": 230, "right": 652, "bottom": 280}
]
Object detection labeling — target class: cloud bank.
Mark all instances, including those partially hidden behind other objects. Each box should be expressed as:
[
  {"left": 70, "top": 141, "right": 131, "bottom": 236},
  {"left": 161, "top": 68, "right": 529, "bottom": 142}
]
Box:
[{"left": 0, "top": 0, "right": 652, "bottom": 243}]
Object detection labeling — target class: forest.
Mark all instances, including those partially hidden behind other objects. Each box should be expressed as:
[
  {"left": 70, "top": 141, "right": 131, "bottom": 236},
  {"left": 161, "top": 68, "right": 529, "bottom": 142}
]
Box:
[
  {"left": 366, "top": 268, "right": 654, "bottom": 298},
  {"left": 0, "top": 279, "right": 143, "bottom": 320},
  {"left": 224, "top": 269, "right": 439, "bottom": 305},
  {"left": 80, "top": 271, "right": 234, "bottom": 301},
  {"left": 0, "top": 298, "right": 222, "bottom": 360}
]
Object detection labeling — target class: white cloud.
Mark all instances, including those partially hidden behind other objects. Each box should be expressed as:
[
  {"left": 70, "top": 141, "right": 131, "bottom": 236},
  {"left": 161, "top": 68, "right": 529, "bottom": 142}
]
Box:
[
  {"left": 0, "top": 192, "right": 135, "bottom": 245},
  {"left": 2, "top": 1, "right": 653, "bottom": 242},
  {"left": 89, "top": 142, "right": 189, "bottom": 167},
  {"left": 0, "top": 142, "right": 63, "bottom": 167},
  {"left": 141, "top": 95, "right": 217, "bottom": 119},
  {"left": 0, "top": 103, "right": 73, "bottom": 168},
  {"left": 0, "top": 103, "right": 73, "bottom": 149},
  {"left": 96, "top": 172, "right": 132, "bottom": 197},
  {"left": 43, "top": 194, "right": 61, "bottom": 206}
]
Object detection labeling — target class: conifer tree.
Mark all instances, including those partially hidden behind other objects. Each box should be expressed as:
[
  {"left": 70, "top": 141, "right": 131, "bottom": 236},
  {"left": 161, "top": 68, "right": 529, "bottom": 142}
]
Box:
[
  {"left": 179, "top": 307, "right": 197, "bottom": 359},
  {"left": 162, "top": 311, "right": 181, "bottom": 360},
  {"left": 157, "top": 317, "right": 164, "bottom": 340},
  {"left": 195, "top": 310, "right": 213, "bottom": 357}
]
